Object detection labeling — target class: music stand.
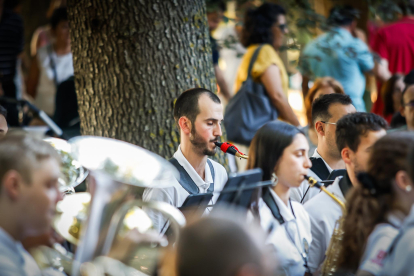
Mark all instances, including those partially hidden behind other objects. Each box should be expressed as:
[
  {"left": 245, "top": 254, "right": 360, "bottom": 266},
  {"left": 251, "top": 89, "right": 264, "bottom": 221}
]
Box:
[{"left": 215, "top": 168, "right": 274, "bottom": 209}]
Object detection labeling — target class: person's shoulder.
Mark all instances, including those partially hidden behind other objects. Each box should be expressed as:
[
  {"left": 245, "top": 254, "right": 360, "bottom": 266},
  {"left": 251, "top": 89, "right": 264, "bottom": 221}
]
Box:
[{"left": 304, "top": 190, "right": 331, "bottom": 212}]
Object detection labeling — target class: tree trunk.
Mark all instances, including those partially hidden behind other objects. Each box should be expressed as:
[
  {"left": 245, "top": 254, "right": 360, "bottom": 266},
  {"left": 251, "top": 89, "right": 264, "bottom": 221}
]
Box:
[{"left": 67, "top": 0, "right": 228, "bottom": 166}]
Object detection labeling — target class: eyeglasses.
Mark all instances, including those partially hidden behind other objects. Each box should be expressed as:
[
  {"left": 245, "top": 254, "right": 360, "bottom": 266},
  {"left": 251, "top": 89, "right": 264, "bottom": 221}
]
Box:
[
  {"left": 404, "top": 101, "right": 414, "bottom": 108},
  {"left": 321, "top": 121, "right": 337, "bottom": 125}
]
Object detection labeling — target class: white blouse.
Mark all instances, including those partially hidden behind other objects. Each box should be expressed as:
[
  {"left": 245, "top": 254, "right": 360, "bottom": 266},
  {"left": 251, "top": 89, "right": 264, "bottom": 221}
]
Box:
[
  {"left": 358, "top": 213, "right": 402, "bottom": 275},
  {"left": 259, "top": 189, "right": 312, "bottom": 276}
]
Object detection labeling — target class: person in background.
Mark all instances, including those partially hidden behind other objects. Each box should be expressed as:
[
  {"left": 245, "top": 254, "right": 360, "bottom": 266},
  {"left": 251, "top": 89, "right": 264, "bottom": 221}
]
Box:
[
  {"left": 390, "top": 71, "right": 414, "bottom": 132},
  {"left": 371, "top": 0, "right": 414, "bottom": 117},
  {"left": 27, "top": 7, "right": 73, "bottom": 117},
  {"left": 233, "top": 3, "right": 299, "bottom": 172},
  {"left": 302, "top": 77, "right": 345, "bottom": 156},
  {"left": 0, "top": 105, "right": 8, "bottom": 137},
  {"left": 30, "top": 0, "right": 67, "bottom": 57},
  {"left": 381, "top": 74, "right": 406, "bottom": 127},
  {"left": 304, "top": 112, "right": 387, "bottom": 275},
  {"left": 291, "top": 94, "right": 355, "bottom": 203},
  {"left": 207, "top": 1, "right": 231, "bottom": 102},
  {"left": 247, "top": 121, "right": 313, "bottom": 275},
  {"left": 381, "top": 141, "right": 414, "bottom": 275},
  {"left": 300, "top": 5, "right": 389, "bottom": 111},
  {"left": 0, "top": 0, "right": 24, "bottom": 126},
  {"left": 336, "top": 132, "right": 414, "bottom": 276}
]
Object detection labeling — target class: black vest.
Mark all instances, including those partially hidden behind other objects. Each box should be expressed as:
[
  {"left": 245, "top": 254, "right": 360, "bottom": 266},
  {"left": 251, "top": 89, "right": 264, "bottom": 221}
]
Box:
[
  {"left": 169, "top": 157, "right": 215, "bottom": 194},
  {"left": 310, "top": 157, "right": 330, "bottom": 180}
]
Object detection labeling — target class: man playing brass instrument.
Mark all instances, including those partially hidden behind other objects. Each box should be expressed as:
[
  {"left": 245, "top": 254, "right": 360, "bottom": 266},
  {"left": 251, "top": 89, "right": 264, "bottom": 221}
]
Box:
[
  {"left": 0, "top": 133, "right": 63, "bottom": 275},
  {"left": 304, "top": 113, "right": 387, "bottom": 275},
  {"left": 144, "top": 88, "right": 228, "bottom": 231}
]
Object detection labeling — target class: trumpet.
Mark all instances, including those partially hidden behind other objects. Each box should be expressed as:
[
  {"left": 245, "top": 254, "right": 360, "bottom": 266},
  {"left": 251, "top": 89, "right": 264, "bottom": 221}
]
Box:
[
  {"left": 215, "top": 141, "right": 248, "bottom": 159},
  {"left": 305, "top": 176, "right": 346, "bottom": 276}
]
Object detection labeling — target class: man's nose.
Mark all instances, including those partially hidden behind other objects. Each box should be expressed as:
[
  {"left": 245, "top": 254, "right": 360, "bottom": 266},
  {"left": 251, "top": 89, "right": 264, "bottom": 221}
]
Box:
[{"left": 214, "top": 123, "right": 223, "bottom": 137}]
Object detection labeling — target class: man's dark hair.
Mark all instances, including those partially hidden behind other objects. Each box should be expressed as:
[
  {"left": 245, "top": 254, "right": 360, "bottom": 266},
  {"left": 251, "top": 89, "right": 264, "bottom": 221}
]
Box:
[
  {"left": 173, "top": 88, "right": 221, "bottom": 128},
  {"left": 0, "top": 105, "right": 7, "bottom": 119},
  {"left": 50, "top": 7, "right": 68, "bottom": 30},
  {"left": 327, "top": 5, "right": 359, "bottom": 27},
  {"left": 311, "top": 93, "right": 353, "bottom": 126},
  {"left": 241, "top": 3, "right": 286, "bottom": 47},
  {"left": 336, "top": 112, "right": 387, "bottom": 153},
  {"left": 177, "top": 216, "right": 263, "bottom": 276}
]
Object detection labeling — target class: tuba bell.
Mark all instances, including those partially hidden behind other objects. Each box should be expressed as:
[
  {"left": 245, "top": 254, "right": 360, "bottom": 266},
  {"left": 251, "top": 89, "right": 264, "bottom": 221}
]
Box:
[
  {"left": 34, "top": 136, "right": 185, "bottom": 276},
  {"left": 305, "top": 176, "right": 346, "bottom": 276},
  {"left": 44, "top": 137, "right": 88, "bottom": 195}
]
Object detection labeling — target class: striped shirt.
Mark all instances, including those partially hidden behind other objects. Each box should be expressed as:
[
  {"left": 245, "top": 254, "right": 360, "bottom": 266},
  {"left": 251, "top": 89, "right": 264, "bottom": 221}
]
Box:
[{"left": 0, "top": 9, "right": 23, "bottom": 82}]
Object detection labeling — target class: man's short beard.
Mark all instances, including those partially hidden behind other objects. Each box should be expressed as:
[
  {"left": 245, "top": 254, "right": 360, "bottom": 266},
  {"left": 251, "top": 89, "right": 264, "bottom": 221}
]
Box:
[{"left": 190, "top": 125, "right": 218, "bottom": 156}]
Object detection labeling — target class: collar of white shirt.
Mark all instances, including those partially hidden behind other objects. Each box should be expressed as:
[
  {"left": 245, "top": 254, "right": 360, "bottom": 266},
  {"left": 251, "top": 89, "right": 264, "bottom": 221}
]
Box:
[
  {"left": 173, "top": 145, "right": 213, "bottom": 191},
  {"left": 0, "top": 227, "right": 25, "bottom": 264},
  {"left": 312, "top": 148, "right": 333, "bottom": 173},
  {"left": 270, "top": 189, "right": 295, "bottom": 222}
]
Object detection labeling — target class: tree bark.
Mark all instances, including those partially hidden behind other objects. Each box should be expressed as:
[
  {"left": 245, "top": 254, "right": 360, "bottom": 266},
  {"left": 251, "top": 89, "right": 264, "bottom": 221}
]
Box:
[{"left": 67, "top": 0, "right": 228, "bottom": 166}]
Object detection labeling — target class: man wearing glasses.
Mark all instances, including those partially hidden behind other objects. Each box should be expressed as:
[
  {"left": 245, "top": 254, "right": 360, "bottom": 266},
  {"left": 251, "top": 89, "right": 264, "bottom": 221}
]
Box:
[{"left": 291, "top": 94, "right": 356, "bottom": 203}]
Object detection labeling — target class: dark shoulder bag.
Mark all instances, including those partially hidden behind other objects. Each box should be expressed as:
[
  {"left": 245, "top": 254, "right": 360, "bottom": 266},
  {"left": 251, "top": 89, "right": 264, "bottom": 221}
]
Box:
[{"left": 224, "top": 45, "right": 278, "bottom": 146}]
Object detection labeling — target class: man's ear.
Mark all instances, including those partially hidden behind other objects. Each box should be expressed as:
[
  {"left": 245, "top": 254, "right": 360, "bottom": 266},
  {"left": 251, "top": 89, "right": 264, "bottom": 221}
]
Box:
[
  {"left": 178, "top": 116, "right": 192, "bottom": 135},
  {"left": 315, "top": 121, "right": 325, "bottom": 137},
  {"left": 2, "top": 171, "right": 23, "bottom": 201},
  {"left": 341, "top": 147, "right": 352, "bottom": 165}
]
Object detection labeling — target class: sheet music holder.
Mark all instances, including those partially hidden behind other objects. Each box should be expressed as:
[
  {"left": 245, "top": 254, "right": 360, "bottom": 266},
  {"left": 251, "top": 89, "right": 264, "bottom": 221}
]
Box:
[{"left": 215, "top": 168, "right": 274, "bottom": 209}]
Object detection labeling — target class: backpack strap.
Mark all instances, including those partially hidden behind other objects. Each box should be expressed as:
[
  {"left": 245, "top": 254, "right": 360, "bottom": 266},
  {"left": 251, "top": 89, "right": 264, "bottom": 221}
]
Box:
[
  {"left": 262, "top": 187, "right": 284, "bottom": 225},
  {"left": 247, "top": 45, "right": 265, "bottom": 78},
  {"left": 310, "top": 157, "right": 330, "bottom": 180},
  {"left": 206, "top": 159, "right": 215, "bottom": 193},
  {"left": 169, "top": 158, "right": 199, "bottom": 195}
]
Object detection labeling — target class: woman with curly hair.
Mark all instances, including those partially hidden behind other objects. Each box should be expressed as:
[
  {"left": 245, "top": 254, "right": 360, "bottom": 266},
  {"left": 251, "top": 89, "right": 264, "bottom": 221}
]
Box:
[
  {"left": 302, "top": 77, "right": 344, "bottom": 155},
  {"left": 234, "top": 2, "right": 299, "bottom": 126},
  {"left": 337, "top": 132, "right": 414, "bottom": 276}
]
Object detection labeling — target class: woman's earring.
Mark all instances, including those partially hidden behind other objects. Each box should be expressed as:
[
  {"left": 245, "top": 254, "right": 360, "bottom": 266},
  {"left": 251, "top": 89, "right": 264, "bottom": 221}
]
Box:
[
  {"left": 271, "top": 173, "right": 278, "bottom": 185},
  {"left": 406, "top": 185, "right": 412, "bottom": 192}
]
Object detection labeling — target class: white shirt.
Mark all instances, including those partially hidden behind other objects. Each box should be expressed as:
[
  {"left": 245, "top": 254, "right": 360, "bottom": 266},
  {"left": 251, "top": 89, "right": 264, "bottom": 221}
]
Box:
[
  {"left": 143, "top": 146, "right": 228, "bottom": 231},
  {"left": 381, "top": 205, "right": 414, "bottom": 276},
  {"left": 304, "top": 176, "right": 344, "bottom": 273},
  {"left": 259, "top": 189, "right": 312, "bottom": 276},
  {"left": 0, "top": 227, "right": 64, "bottom": 276},
  {"left": 35, "top": 44, "right": 74, "bottom": 115},
  {"left": 291, "top": 149, "right": 333, "bottom": 204},
  {"left": 358, "top": 213, "right": 403, "bottom": 276}
]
